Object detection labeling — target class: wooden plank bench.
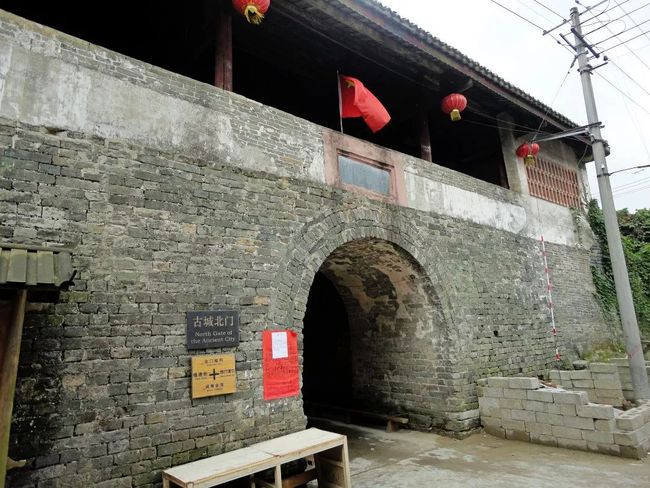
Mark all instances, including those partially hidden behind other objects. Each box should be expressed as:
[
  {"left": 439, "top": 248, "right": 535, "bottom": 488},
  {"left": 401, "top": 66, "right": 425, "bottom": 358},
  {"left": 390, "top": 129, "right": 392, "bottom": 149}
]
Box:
[
  {"left": 306, "top": 402, "right": 409, "bottom": 432},
  {"left": 162, "top": 428, "right": 351, "bottom": 488}
]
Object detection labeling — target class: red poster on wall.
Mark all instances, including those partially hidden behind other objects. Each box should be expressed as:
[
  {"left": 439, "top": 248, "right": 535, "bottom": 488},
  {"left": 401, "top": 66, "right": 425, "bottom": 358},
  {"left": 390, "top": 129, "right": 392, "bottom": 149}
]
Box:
[{"left": 263, "top": 329, "right": 300, "bottom": 401}]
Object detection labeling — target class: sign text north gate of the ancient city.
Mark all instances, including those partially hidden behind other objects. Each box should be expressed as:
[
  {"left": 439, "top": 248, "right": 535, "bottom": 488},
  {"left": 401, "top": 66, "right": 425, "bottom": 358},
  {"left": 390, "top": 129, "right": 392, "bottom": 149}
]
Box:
[{"left": 186, "top": 310, "right": 240, "bottom": 350}]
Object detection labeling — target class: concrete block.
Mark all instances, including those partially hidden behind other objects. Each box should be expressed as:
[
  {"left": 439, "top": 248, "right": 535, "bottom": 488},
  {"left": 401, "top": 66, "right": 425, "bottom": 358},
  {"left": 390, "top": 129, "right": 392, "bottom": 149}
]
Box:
[
  {"left": 484, "top": 425, "right": 505, "bottom": 439},
  {"left": 559, "top": 371, "right": 572, "bottom": 381},
  {"left": 593, "top": 379, "right": 622, "bottom": 390},
  {"left": 481, "top": 416, "right": 502, "bottom": 429},
  {"left": 500, "top": 398, "right": 523, "bottom": 409},
  {"left": 587, "top": 442, "right": 620, "bottom": 456},
  {"left": 576, "top": 404, "right": 615, "bottom": 420},
  {"left": 530, "top": 433, "right": 557, "bottom": 447},
  {"left": 487, "top": 377, "right": 510, "bottom": 388},
  {"left": 594, "top": 419, "right": 617, "bottom": 432},
  {"left": 557, "top": 438, "right": 588, "bottom": 451},
  {"left": 502, "top": 419, "right": 526, "bottom": 431},
  {"left": 552, "top": 425, "right": 583, "bottom": 440},
  {"left": 483, "top": 387, "right": 504, "bottom": 398},
  {"left": 503, "top": 389, "right": 527, "bottom": 400},
  {"left": 590, "top": 363, "right": 618, "bottom": 373},
  {"left": 614, "top": 429, "right": 645, "bottom": 446},
  {"left": 527, "top": 389, "right": 554, "bottom": 403},
  {"left": 524, "top": 400, "right": 549, "bottom": 412},
  {"left": 478, "top": 397, "right": 500, "bottom": 417},
  {"left": 508, "top": 377, "right": 540, "bottom": 390},
  {"left": 536, "top": 412, "right": 564, "bottom": 426},
  {"left": 620, "top": 445, "right": 647, "bottom": 460},
  {"left": 477, "top": 378, "right": 488, "bottom": 387},
  {"left": 571, "top": 380, "right": 594, "bottom": 388},
  {"left": 582, "top": 430, "right": 614, "bottom": 444},
  {"left": 511, "top": 409, "right": 536, "bottom": 422},
  {"left": 569, "top": 370, "right": 593, "bottom": 380},
  {"left": 553, "top": 391, "right": 588, "bottom": 405},
  {"left": 505, "top": 429, "right": 530, "bottom": 442},
  {"left": 563, "top": 416, "right": 594, "bottom": 430},
  {"left": 559, "top": 404, "right": 577, "bottom": 416},
  {"left": 525, "top": 422, "right": 553, "bottom": 435}
]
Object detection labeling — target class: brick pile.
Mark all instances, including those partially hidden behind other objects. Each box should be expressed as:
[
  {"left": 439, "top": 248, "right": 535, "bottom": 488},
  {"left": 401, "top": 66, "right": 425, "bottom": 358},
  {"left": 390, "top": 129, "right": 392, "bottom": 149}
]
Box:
[
  {"left": 478, "top": 377, "right": 650, "bottom": 459},
  {"left": 548, "top": 363, "right": 625, "bottom": 407}
]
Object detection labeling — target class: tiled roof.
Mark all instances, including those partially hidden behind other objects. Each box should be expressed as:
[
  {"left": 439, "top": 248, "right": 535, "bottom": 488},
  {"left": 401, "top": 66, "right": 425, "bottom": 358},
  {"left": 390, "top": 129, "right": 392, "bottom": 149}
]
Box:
[{"left": 347, "top": 0, "right": 579, "bottom": 129}]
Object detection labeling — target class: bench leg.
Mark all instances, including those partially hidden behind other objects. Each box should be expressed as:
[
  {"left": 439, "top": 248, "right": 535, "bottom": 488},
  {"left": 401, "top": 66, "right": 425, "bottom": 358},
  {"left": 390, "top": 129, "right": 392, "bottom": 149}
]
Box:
[
  {"left": 386, "top": 420, "right": 398, "bottom": 433},
  {"left": 274, "top": 464, "right": 282, "bottom": 488}
]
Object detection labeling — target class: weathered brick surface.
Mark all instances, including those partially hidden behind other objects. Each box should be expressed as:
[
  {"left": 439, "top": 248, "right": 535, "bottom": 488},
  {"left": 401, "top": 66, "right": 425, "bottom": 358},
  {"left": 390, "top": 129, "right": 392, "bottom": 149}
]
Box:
[{"left": 0, "top": 8, "right": 616, "bottom": 488}]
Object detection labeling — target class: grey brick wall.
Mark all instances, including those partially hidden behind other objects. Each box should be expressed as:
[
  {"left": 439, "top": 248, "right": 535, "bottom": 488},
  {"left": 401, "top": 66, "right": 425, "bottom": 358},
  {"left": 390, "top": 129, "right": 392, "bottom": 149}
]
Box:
[{"left": 0, "top": 9, "right": 615, "bottom": 488}]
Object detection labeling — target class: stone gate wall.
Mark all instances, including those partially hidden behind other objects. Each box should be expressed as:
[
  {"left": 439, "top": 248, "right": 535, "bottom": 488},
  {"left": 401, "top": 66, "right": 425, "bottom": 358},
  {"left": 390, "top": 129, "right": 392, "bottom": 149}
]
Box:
[{"left": 0, "top": 10, "right": 614, "bottom": 487}]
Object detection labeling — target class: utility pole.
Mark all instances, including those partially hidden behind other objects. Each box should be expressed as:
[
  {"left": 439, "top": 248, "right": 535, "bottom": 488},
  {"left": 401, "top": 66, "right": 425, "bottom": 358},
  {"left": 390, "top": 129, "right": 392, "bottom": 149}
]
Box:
[{"left": 570, "top": 7, "right": 650, "bottom": 399}]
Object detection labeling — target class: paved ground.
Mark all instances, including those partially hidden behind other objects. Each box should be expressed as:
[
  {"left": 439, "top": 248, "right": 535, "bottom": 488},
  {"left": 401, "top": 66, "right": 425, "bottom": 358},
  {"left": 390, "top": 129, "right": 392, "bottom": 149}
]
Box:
[{"left": 310, "top": 418, "right": 650, "bottom": 487}]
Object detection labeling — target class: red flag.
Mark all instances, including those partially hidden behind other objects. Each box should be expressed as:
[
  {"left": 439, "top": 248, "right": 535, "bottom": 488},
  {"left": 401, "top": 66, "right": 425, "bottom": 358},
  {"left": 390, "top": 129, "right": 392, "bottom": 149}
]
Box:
[{"left": 339, "top": 75, "right": 391, "bottom": 133}]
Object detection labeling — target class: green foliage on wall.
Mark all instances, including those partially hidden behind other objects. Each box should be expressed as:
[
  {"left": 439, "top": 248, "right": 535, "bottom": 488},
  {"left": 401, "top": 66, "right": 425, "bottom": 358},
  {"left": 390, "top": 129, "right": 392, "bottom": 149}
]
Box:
[{"left": 588, "top": 200, "right": 650, "bottom": 339}]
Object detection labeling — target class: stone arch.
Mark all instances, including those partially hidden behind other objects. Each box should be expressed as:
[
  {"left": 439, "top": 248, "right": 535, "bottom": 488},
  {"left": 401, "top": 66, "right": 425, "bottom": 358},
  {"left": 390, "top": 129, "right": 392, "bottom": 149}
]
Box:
[{"left": 269, "top": 207, "right": 457, "bottom": 332}]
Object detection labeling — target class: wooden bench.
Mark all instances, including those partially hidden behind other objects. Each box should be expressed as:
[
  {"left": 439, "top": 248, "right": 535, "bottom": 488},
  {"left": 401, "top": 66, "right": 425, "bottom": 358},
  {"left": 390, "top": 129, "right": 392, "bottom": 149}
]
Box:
[
  {"left": 306, "top": 402, "right": 409, "bottom": 432},
  {"left": 162, "top": 428, "right": 351, "bottom": 488}
]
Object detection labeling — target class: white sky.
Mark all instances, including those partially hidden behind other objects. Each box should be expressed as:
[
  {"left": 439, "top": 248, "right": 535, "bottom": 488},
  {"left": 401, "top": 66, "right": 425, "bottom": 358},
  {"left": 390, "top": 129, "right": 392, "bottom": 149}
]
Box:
[{"left": 378, "top": 0, "right": 650, "bottom": 211}]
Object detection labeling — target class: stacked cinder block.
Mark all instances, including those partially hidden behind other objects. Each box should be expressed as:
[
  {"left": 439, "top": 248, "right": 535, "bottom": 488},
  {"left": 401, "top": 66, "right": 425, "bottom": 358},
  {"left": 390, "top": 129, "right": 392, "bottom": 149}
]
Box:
[
  {"left": 610, "top": 358, "right": 650, "bottom": 401},
  {"left": 548, "top": 363, "right": 625, "bottom": 407},
  {"left": 477, "top": 377, "right": 650, "bottom": 459}
]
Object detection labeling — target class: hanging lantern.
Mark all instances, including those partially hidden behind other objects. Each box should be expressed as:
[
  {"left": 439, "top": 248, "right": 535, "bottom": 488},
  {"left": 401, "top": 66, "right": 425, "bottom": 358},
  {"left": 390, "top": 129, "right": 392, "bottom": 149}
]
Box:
[
  {"left": 516, "top": 142, "right": 540, "bottom": 166},
  {"left": 232, "top": 0, "right": 270, "bottom": 25},
  {"left": 441, "top": 93, "right": 468, "bottom": 122}
]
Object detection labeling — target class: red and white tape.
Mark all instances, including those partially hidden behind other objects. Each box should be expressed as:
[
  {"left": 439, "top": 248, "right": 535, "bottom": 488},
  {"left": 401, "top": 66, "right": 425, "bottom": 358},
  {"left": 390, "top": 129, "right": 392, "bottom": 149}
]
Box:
[{"left": 541, "top": 236, "right": 560, "bottom": 362}]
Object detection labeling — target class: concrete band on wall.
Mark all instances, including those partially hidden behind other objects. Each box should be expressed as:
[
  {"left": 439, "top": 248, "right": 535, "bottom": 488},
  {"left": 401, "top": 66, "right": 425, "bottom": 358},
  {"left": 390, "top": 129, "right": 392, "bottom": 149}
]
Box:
[{"left": 0, "top": 10, "right": 615, "bottom": 488}]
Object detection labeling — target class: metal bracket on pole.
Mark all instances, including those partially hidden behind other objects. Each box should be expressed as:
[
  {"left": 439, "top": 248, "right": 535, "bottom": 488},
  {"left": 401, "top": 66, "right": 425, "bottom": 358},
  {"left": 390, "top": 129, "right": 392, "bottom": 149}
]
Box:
[{"left": 530, "top": 122, "right": 602, "bottom": 143}]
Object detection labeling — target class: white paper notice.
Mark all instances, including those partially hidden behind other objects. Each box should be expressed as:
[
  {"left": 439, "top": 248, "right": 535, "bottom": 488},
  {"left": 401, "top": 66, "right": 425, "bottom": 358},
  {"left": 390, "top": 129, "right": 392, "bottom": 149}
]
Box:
[{"left": 271, "top": 331, "right": 289, "bottom": 359}]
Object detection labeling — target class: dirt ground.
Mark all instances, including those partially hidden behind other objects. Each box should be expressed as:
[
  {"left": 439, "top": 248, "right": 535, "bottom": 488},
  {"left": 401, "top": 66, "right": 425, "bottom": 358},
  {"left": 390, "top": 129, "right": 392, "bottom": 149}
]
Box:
[{"left": 310, "top": 418, "right": 650, "bottom": 488}]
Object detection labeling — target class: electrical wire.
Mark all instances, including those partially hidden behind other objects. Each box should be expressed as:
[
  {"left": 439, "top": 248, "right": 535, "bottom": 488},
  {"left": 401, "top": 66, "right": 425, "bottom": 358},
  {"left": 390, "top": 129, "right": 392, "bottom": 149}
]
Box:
[
  {"left": 582, "top": 2, "right": 650, "bottom": 36},
  {"left": 609, "top": 59, "right": 650, "bottom": 96},
  {"left": 599, "top": 27, "right": 650, "bottom": 53},
  {"left": 533, "top": 0, "right": 566, "bottom": 20},
  {"left": 614, "top": 0, "right": 650, "bottom": 42},
  {"left": 590, "top": 18, "right": 650, "bottom": 47},
  {"left": 611, "top": 175, "right": 650, "bottom": 191},
  {"left": 516, "top": 0, "right": 556, "bottom": 25},
  {"left": 611, "top": 69, "right": 650, "bottom": 163},
  {"left": 488, "top": 0, "right": 546, "bottom": 31},
  {"left": 594, "top": 71, "right": 650, "bottom": 115},
  {"left": 613, "top": 183, "right": 650, "bottom": 196}
]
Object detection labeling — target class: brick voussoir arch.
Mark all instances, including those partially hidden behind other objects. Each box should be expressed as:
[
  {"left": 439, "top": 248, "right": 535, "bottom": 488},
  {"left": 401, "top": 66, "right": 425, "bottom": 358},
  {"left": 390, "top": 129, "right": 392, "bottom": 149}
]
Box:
[{"left": 269, "top": 207, "right": 458, "bottom": 333}]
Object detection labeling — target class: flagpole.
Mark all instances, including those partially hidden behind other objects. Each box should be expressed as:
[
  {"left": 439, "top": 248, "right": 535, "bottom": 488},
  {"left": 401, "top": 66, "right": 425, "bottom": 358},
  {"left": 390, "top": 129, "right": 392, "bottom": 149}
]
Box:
[{"left": 336, "top": 70, "right": 344, "bottom": 134}]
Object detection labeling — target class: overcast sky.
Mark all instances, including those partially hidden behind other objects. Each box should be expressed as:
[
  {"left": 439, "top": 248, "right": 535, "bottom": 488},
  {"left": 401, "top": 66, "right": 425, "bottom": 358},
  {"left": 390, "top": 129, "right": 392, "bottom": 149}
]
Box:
[{"left": 378, "top": 0, "right": 650, "bottom": 211}]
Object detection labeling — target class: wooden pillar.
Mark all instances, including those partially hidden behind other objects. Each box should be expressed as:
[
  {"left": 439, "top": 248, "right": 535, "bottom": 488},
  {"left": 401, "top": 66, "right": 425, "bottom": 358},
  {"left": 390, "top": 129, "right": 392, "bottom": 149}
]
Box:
[
  {"left": 0, "top": 290, "right": 27, "bottom": 488},
  {"left": 215, "top": 2, "right": 233, "bottom": 91},
  {"left": 419, "top": 110, "right": 433, "bottom": 163}
]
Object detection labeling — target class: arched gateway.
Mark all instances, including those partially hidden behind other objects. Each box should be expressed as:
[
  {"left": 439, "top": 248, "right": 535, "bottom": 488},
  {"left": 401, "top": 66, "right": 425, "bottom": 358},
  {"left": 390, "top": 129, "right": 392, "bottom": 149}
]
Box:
[{"left": 270, "top": 209, "right": 466, "bottom": 431}]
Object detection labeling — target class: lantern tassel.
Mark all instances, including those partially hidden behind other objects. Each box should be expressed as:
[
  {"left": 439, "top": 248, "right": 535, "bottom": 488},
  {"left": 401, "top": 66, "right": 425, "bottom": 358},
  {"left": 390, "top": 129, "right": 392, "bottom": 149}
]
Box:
[
  {"left": 244, "top": 5, "right": 265, "bottom": 24},
  {"left": 450, "top": 109, "right": 461, "bottom": 122},
  {"left": 524, "top": 154, "right": 536, "bottom": 166}
]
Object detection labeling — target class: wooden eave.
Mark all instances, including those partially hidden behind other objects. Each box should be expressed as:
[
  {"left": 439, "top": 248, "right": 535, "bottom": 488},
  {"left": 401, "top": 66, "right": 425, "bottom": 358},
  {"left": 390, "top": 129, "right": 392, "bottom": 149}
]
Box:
[{"left": 0, "top": 243, "right": 75, "bottom": 289}]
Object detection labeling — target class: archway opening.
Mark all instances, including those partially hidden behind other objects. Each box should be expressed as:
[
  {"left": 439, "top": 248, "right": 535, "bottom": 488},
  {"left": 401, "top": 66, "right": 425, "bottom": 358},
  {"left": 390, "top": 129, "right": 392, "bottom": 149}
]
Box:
[{"left": 302, "top": 238, "right": 447, "bottom": 429}]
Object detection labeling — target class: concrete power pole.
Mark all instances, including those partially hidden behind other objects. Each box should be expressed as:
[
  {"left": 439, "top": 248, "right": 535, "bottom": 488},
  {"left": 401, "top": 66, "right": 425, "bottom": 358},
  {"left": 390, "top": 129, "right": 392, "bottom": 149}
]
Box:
[{"left": 570, "top": 7, "right": 650, "bottom": 399}]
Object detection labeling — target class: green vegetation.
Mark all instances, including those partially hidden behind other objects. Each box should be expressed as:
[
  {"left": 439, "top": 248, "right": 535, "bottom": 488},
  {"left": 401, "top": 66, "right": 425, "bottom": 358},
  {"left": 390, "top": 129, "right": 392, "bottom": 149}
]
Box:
[{"left": 588, "top": 201, "right": 650, "bottom": 339}]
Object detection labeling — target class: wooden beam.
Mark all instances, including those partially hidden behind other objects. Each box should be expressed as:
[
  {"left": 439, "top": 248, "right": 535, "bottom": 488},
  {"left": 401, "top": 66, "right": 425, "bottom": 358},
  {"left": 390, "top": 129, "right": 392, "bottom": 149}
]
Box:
[
  {"left": 0, "top": 290, "right": 27, "bottom": 488},
  {"left": 215, "top": 1, "right": 233, "bottom": 91},
  {"left": 419, "top": 110, "right": 432, "bottom": 163}
]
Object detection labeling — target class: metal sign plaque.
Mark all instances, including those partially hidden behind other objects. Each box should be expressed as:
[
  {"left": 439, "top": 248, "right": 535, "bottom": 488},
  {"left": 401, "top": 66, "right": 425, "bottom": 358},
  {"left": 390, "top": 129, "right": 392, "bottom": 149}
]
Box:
[
  {"left": 191, "top": 354, "right": 236, "bottom": 399},
  {"left": 186, "top": 310, "right": 240, "bottom": 350}
]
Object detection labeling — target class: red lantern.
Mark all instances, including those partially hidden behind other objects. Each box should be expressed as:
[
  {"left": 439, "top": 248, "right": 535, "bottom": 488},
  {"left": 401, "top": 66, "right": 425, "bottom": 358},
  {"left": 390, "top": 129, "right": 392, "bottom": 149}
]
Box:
[
  {"left": 441, "top": 93, "right": 468, "bottom": 122},
  {"left": 516, "top": 142, "right": 540, "bottom": 166},
  {"left": 233, "top": 0, "right": 270, "bottom": 25}
]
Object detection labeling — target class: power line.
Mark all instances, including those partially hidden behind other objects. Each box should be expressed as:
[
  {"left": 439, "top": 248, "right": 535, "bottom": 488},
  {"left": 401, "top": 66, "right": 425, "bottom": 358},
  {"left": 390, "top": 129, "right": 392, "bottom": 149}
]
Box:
[
  {"left": 613, "top": 183, "right": 650, "bottom": 196},
  {"left": 488, "top": 0, "right": 546, "bottom": 31},
  {"left": 594, "top": 71, "right": 650, "bottom": 115},
  {"left": 583, "top": 2, "right": 650, "bottom": 36},
  {"left": 599, "top": 27, "right": 650, "bottom": 53},
  {"left": 516, "top": 0, "right": 556, "bottom": 24},
  {"left": 614, "top": 0, "right": 650, "bottom": 42},
  {"left": 590, "top": 18, "right": 650, "bottom": 48},
  {"left": 609, "top": 59, "right": 650, "bottom": 96},
  {"left": 533, "top": 0, "right": 566, "bottom": 20},
  {"left": 612, "top": 176, "right": 650, "bottom": 191}
]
